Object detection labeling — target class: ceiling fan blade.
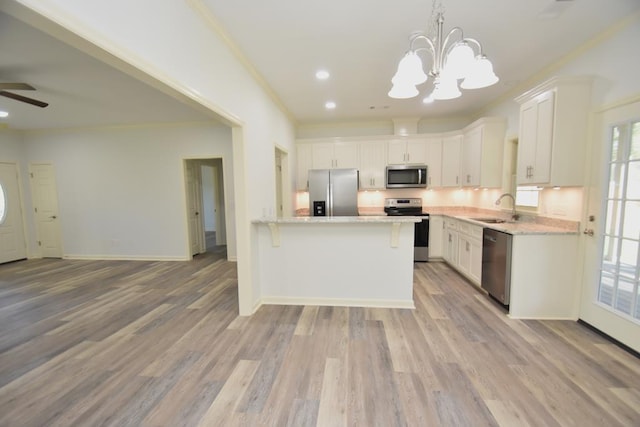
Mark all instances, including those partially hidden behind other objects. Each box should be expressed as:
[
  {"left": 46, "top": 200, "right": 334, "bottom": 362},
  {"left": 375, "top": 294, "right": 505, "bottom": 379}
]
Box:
[
  {"left": 0, "top": 83, "right": 36, "bottom": 90},
  {"left": 0, "top": 90, "right": 48, "bottom": 108}
]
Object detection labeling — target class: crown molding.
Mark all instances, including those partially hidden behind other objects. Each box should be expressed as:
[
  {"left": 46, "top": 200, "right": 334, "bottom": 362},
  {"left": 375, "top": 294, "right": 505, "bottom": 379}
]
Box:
[{"left": 187, "top": 0, "right": 296, "bottom": 124}]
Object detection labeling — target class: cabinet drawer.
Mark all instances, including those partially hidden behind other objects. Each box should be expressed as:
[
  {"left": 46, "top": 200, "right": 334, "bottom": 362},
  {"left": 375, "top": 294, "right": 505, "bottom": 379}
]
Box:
[
  {"left": 458, "top": 222, "right": 471, "bottom": 235},
  {"left": 471, "top": 225, "right": 483, "bottom": 239},
  {"left": 445, "top": 218, "right": 458, "bottom": 230}
]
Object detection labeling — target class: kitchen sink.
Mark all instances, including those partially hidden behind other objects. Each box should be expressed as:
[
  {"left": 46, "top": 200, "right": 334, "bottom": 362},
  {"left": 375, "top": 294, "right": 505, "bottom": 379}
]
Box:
[{"left": 469, "top": 217, "right": 506, "bottom": 224}]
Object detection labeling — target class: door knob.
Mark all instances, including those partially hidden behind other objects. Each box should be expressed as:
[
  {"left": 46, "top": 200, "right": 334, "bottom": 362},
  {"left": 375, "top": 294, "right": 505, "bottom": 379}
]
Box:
[{"left": 583, "top": 228, "right": 594, "bottom": 236}]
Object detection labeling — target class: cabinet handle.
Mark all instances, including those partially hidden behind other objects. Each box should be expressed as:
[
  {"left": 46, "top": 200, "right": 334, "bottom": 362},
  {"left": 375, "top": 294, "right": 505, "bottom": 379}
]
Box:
[
  {"left": 456, "top": 176, "right": 459, "bottom": 184},
  {"left": 467, "top": 174, "right": 470, "bottom": 183},
  {"left": 429, "top": 176, "right": 431, "bottom": 185},
  {"left": 466, "top": 241, "right": 470, "bottom": 251}
]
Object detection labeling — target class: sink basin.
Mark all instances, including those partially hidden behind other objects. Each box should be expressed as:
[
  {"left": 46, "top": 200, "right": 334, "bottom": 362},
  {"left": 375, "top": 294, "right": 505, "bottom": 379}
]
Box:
[{"left": 469, "top": 217, "right": 506, "bottom": 224}]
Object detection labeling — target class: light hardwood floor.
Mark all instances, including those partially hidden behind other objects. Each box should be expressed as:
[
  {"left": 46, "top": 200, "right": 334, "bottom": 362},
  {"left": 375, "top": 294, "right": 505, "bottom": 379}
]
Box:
[{"left": 0, "top": 253, "right": 639, "bottom": 426}]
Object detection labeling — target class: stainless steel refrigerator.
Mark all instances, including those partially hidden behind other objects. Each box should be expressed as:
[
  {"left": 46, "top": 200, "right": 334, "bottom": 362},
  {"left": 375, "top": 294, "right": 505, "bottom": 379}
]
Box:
[{"left": 308, "top": 168, "right": 359, "bottom": 216}]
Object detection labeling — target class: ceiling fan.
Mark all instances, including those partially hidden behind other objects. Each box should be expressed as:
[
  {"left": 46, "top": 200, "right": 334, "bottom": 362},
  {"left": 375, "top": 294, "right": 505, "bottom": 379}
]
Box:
[{"left": 0, "top": 83, "right": 48, "bottom": 108}]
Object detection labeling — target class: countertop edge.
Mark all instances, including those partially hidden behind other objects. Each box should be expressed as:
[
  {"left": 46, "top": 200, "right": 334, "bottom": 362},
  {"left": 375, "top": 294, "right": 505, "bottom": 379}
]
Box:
[
  {"left": 443, "top": 214, "right": 580, "bottom": 235},
  {"left": 252, "top": 216, "right": 422, "bottom": 224}
]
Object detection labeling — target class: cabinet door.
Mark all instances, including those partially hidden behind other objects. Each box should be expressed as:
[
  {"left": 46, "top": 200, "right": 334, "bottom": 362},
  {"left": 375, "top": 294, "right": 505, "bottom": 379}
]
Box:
[
  {"left": 388, "top": 140, "right": 407, "bottom": 164},
  {"left": 458, "top": 234, "right": 471, "bottom": 275},
  {"left": 517, "top": 92, "right": 555, "bottom": 184},
  {"left": 333, "top": 142, "right": 359, "bottom": 169},
  {"left": 428, "top": 215, "right": 444, "bottom": 258},
  {"left": 462, "top": 127, "right": 482, "bottom": 187},
  {"left": 441, "top": 135, "right": 462, "bottom": 187},
  {"left": 406, "top": 140, "right": 427, "bottom": 164},
  {"left": 312, "top": 143, "right": 335, "bottom": 169},
  {"left": 470, "top": 237, "right": 483, "bottom": 285},
  {"left": 532, "top": 91, "right": 555, "bottom": 183},
  {"left": 359, "top": 141, "right": 387, "bottom": 189},
  {"left": 296, "top": 144, "right": 312, "bottom": 190},
  {"left": 426, "top": 138, "right": 442, "bottom": 188}
]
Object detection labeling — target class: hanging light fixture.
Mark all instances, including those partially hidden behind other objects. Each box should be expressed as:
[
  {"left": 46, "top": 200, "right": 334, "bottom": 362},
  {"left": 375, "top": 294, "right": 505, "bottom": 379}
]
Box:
[{"left": 389, "top": 2, "right": 499, "bottom": 102}]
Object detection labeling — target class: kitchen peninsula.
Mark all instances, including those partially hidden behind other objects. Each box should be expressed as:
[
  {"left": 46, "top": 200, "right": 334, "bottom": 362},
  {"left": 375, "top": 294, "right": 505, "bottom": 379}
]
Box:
[{"left": 253, "top": 216, "right": 421, "bottom": 309}]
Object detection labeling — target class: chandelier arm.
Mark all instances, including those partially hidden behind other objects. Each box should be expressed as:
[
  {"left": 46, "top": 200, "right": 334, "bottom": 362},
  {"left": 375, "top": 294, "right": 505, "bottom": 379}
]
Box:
[{"left": 460, "top": 37, "right": 485, "bottom": 56}]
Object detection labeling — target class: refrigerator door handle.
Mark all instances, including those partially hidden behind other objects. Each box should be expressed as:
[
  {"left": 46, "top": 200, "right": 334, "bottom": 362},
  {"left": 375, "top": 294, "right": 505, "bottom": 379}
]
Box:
[{"left": 328, "top": 183, "right": 333, "bottom": 216}]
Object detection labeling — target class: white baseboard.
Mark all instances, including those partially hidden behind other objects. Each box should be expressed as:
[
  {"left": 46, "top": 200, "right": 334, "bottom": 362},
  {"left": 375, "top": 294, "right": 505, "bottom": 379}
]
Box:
[{"left": 259, "top": 296, "right": 415, "bottom": 310}]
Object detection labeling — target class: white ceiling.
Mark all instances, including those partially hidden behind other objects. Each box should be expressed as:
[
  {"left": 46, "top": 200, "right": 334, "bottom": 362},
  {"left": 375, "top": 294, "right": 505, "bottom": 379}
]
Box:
[
  {"left": 203, "top": 0, "right": 640, "bottom": 123},
  {"left": 0, "top": 11, "right": 213, "bottom": 131},
  {"left": 1, "top": 1, "right": 639, "bottom": 131}
]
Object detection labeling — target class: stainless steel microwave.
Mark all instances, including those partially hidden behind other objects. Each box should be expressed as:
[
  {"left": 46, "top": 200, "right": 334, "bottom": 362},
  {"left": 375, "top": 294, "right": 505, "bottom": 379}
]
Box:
[{"left": 386, "top": 165, "right": 428, "bottom": 188}]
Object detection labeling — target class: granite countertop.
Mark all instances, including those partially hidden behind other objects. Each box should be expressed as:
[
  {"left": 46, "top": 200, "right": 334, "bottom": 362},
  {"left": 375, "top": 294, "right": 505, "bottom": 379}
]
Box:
[
  {"left": 292, "top": 206, "right": 580, "bottom": 235},
  {"left": 429, "top": 207, "right": 580, "bottom": 235}
]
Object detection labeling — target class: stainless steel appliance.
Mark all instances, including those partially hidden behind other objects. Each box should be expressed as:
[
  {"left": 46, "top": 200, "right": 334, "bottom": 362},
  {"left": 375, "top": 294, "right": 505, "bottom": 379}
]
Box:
[
  {"left": 385, "top": 165, "right": 427, "bottom": 189},
  {"left": 384, "top": 198, "right": 429, "bottom": 262},
  {"left": 308, "top": 168, "right": 359, "bottom": 216},
  {"left": 481, "top": 228, "right": 513, "bottom": 305}
]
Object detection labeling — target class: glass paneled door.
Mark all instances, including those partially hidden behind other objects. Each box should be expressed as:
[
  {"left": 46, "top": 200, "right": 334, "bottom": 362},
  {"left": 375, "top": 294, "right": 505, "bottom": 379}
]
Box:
[
  {"left": 599, "top": 122, "right": 640, "bottom": 319},
  {"left": 580, "top": 101, "right": 640, "bottom": 352}
]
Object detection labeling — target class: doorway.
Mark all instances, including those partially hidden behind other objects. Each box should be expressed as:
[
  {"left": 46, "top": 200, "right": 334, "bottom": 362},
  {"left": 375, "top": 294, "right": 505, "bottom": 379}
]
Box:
[
  {"left": 184, "top": 158, "right": 227, "bottom": 259},
  {"left": 0, "top": 163, "right": 27, "bottom": 263},
  {"left": 580, "top": 99, "right": 640, "bottom": 352},
  {"left": 275, "top": 146, "right": 290, "bottom": 218}
]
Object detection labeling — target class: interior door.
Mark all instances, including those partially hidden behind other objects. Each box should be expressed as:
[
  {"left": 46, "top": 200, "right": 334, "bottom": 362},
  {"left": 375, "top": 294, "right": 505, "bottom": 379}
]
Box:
[
  {"left": 30, "top": 163, "right": 63, "bottom": 258},
  {"left": 0, "top": 163, "right": 27, "bottom": 263},
  {"left": 185, "top": 160, "right": 205, "bottom": 256},
  {"left": 579, "top": 100, "right": 640, "bottom": 352}
]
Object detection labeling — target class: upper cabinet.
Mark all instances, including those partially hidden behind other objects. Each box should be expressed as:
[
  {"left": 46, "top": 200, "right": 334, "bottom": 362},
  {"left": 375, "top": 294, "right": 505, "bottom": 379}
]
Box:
[
  {"left": 388, "top": 139, "right": 427, "bottom": 164},
  {"left": 425, "top": 137, "right": 443, "bottom": 188},
  {"left": 515, "top": 76, "right": 592, "bottom": 186},
  {"left": 312, "top": 141, "right": 359, "bottom": 170},
  {"left": 461, "top": 117, "right": 507, "bottom": 188},
  {"left": 296, "top": 144, "right": 312, "bottom": 190},
  {"left": 441, "top": 134, "right": 463, "bottom": 187},
  {"left": 359, "top": 141, "right": 387, "bottom": 190}
]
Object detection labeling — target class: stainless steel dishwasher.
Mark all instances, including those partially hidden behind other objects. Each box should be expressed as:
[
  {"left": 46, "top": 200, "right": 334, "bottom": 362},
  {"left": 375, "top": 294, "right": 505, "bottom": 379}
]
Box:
[{"left": 481, "top": 228, "right": 513, "bottom": 305}]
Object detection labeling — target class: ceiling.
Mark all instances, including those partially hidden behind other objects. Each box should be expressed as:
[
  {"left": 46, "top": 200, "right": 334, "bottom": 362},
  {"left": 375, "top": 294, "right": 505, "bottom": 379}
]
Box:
[
  {"left": 1, "top": 1, "right": 639, "bottom": 131},
  {"left": 0, "top": 11, "right": 213, "bottom": 131},
  {"left": 202, "top": 0, "right": 640, "bottom": 123}
]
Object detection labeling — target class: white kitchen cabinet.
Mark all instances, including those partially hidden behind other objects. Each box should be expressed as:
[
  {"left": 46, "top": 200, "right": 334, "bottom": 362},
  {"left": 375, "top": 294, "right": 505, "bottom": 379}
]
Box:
[
  {"left": 359, "top": 141, "right": 387, "bottom": 189},
  {"left": 428, "top": 215, "right": 444, "bottom": 259},
  {"left": 312, "top": 141, "right": 359, "bottom": 170},
  {"left": 456, "top": 220, "right": 483, "bottom": 286},
  {"left": 443, "top": 218, "right": 459, "bottom": 266},
  {"left": 441, "top": 134, "right": 463, "bottom": 187},
  {"left": 388, "top": 139, "right": 427, "bottom": 165},
  {"left": 296, "top": 143, "right": 312, "bottom": 190},
  {"left": 461, "top": 118, "right": 506, "bottom": 188},
  {"left": 515, "top": 76, "right": 592, "bottom": 186},
  {"left": 425, "top": 137, "right": 442, "bottom": 188}
]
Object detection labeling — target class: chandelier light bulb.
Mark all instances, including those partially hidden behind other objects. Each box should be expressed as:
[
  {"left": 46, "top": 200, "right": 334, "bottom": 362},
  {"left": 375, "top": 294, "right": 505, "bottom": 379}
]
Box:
[
  {"left": 460, "top": 55, "right": 499, "bottom": 89},
  {"left": 392, "top": 51, "right": 428, "bottom": 86},
  {"left": 444, "top": 42, "right": 475, "bottom": 80},
  {"left": 388, "top": 82, "right": 419, "bottom": 99},
  {"left": 432, "top": 76, "right": 461, "bottom": 100}
]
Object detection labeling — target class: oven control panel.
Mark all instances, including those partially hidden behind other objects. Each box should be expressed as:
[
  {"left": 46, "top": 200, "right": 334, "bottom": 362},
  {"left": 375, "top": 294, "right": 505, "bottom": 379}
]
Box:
[{"left": 384, "top": 198, "right": 422, "bottom": 208}]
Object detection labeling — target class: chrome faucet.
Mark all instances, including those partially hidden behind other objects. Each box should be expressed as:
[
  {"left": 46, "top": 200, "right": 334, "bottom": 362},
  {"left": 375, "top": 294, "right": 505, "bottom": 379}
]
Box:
[{"left": 495, "top": 193, "right": 519, "bottom": 221}]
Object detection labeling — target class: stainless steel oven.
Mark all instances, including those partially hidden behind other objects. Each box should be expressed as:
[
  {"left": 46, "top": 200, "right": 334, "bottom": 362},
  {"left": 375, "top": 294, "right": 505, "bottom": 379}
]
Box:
[{"left": 384, "top": 198, "right": 429, "bottom": 262}]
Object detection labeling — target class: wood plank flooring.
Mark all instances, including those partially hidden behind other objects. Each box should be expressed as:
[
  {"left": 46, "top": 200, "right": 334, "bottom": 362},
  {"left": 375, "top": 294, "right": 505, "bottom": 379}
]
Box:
[{"left": 0, "top": 253, "right": 639, "bottom": 426}]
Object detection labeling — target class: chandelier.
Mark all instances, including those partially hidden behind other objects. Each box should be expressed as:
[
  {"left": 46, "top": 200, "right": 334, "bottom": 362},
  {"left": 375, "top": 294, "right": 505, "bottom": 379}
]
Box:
[{"left": 388, "top": 5, "right": 499, "bottom": 102}]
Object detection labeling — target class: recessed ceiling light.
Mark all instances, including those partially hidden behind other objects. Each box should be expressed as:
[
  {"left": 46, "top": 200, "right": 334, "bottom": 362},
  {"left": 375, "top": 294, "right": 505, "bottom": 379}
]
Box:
[
  {"left": 0, "top": 111, "right": 8, "bottom": 118},
  {"left": 316, "top": 70, "right": 330, "bottom": 80},
  {"left": 325, "top": 101, "right": 336, "bottom": 110}
]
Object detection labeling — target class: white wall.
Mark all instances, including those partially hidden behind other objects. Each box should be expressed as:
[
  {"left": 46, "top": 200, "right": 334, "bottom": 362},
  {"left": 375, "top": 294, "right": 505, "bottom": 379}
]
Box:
[{"left": 22, "top": 123, "right": 234, "bottom": 260}]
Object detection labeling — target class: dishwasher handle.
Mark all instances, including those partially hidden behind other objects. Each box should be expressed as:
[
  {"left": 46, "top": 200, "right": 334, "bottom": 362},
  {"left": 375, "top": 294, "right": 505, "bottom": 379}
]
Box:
[{"left": 484, "top": 235, "right": 497, "bottom": 243}]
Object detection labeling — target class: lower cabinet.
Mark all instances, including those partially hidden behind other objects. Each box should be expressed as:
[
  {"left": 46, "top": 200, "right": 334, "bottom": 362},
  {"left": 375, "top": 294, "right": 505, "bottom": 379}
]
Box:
[
  {"left": 443, "top": 217, "right": 483, "bottom": 287},
  {"left": 428, "top": 215, "right": 444, "bottom": 259},
  {"left": 443, "top": 218, "right": 458, "bottom": 266}
]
